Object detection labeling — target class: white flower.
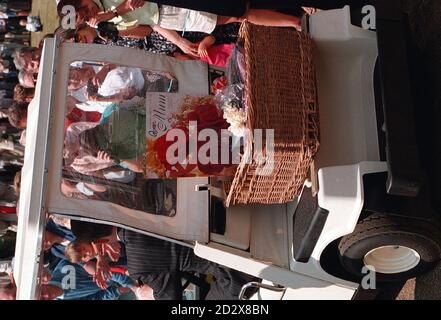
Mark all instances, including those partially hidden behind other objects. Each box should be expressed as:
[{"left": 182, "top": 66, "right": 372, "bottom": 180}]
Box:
[{"left": 222, "top": 104, "right": 247, "bottom": 137}]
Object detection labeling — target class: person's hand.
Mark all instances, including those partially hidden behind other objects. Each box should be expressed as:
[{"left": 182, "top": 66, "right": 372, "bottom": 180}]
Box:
[
  {"left": 91, "top": 72, "right": 106, "bottom": 87},
  {"left": 97, "top": 150, "right": 113, "bottom": 162},
  {"left": 0, "top": 137, "right": 14, "bottom": 151},
  {"left": 302, "top": 7, "right": 319, "bottom": 15},
  {"left": 293, "top": 17, "right": 302, "bottom": 32},
  {"left": 135, "top": 284, "right": 155, "bottom": 300},
  {"left": 103, "top": 242, "right": 121, "bottom": 262},
  {"left": 178, "top": 39, "right": 199, "bottom": 58},
  {"left": 198, "top": 42, "right": 209, "bottom": 59},
  {"left": 94, "top": 258, "right": 112, "bottom": 289},
  {"left": 126, "top": 0, "right": 144, "bottom": 10},
  {"left": 87, "top": 12, "right": 115, "bottom": 28},
  {"left": 92, "top": 63, "right": 113, "bottom": 87}
]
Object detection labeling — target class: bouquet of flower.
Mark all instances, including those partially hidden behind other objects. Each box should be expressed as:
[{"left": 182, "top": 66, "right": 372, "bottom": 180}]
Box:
[
  {"left": 212, "top": 76, "right": 248, "bottom": 138},
  {"left": 145, "top": 94, "right": 237, "bottom": 178}
]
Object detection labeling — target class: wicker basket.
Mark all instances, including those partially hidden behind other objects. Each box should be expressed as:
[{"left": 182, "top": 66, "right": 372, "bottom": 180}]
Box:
[{"left": 224, "top": 22, "right": 320, "bottom": 207}]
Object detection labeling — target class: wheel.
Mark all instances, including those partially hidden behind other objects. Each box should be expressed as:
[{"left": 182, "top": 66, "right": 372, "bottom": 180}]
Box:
[{"left": 338, "top": 214, "right": 441, "bottom": 282}]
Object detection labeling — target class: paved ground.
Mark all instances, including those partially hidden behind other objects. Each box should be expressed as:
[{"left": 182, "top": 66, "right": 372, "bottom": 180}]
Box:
[
  {"left": 374, "top": 262, "right": 441, "bottom": 300},
  {"left": 393, "top": 265, "right": 441, "bottom": 300},
  {"left": 30, "top": 0, "right": 58, "bottom": 47}
]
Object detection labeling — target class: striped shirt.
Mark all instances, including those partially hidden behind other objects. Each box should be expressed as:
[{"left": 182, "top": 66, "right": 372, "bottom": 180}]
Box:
[{"left": 118, "top": 229, "right": 256, "bottom": 300}]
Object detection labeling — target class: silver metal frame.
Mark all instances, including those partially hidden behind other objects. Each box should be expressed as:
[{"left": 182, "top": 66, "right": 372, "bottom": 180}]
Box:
[{"left": 15, "top": 37, "right": 60, "bottom": 299}]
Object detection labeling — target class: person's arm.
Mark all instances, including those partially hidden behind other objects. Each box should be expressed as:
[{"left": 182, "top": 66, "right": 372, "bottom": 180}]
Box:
[
  {"left": 87, "top": 93, "right": 121, "bottom": 103},
  {"left": 85, "top": 258, "right": 136, "bottom": 288},
  {"left": 88, "top": 90, "right": 132, "bottom": 103},
  {"left": 92, "top": 63, "right": 117, "bottom": 87},
  {"left": 95, "top": 258, "right": 113, "bottom": 289},
  {"left": 119, "top": 25, "right": 153, "bottom": 39},
  {"left": 198, "top": 35, "right": 216, "bottom": 58},
  {"left": 120, "top": 158, "right": 143, "bottom": 173},
  {"left": 93, "top": 243, "right": 104, "bottom": 257},
  {"left": 16, "top": 11, "right": 31, "bottom": 17},
  {"left": 115, "top": 0, "right": 145, "bottom": 16},
  {"left": 87, "top": 0, "right": 145, "bottom": 27},
  {"left": 88, "top": 12, "right": 117, "bottom": 27},
  {"left": 83, "top": 182, "right": 107, "bottom": 193},
  {"left": 152, "top": 25, "right": 199, "bottom": 57}
]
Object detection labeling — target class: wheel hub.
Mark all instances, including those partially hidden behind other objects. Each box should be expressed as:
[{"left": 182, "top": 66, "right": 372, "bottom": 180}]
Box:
[{"left": 363, "top": 245, "right": 421, "bottom": 274}]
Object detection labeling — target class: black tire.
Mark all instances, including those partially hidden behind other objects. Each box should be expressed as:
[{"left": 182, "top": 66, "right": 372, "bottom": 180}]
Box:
[{"left": 338, "top": 214, "right": 441, "bottom": 282}]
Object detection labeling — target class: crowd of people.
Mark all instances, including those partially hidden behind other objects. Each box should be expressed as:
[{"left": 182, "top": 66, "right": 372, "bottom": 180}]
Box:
[
  {"left": 0, "top": 0, "right": 44, "bottom": 301},
  {"left": 0, "top": 0, "right": 42, "bottom": 286},
  {"left": 0, "top": 0, "right": 43, "bottom": 211},
  {"left": 0, "top": 0, "right": 374, "bottom": 300}
]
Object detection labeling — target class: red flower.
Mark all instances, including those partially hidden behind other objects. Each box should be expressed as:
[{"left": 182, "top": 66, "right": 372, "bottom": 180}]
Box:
[
  {"left": 153, "top": 101, "right": 234, "bottom": 176},
  {"left": 187, "top": 103, "right": 228, "bottom": 131},
  {"left": 154, "top": 126, "right": 189, "bottom": 171},
  {"left": 211, "top": 76, "right": 228, "bottom": 95}
]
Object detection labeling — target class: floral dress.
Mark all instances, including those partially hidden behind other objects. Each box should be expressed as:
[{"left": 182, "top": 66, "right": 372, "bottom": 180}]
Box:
[{"left": 96, "top": 23, "right": 241, "bottom": 56}]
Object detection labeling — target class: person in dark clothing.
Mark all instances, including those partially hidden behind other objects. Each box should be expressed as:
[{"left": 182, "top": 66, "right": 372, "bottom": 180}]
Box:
[
  {"left": 0, "top": 17, "right": 27, "bottom": 33},
  {"left": 0, "top": 225, "right": 15, "bottom": 259},
  {"left": 70, "top": 219, "right": 114, "bottom": 243},
  {"left": 0, "top": 1, "right": 32, "bottom": 12},
  {"left": 118, "top": 228, "right": 258, "bottom": 300}
]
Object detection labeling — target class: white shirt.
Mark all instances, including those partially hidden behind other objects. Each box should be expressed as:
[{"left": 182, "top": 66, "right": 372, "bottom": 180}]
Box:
[
  {"left": 158, "top": 6, "right": 218, "bottom": 34},
  {"left": 75, "top": 182, "right": 95, "bottom": 197},
  {"left": 98, "top": 67, "right": 145, "bottom": 97}
]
